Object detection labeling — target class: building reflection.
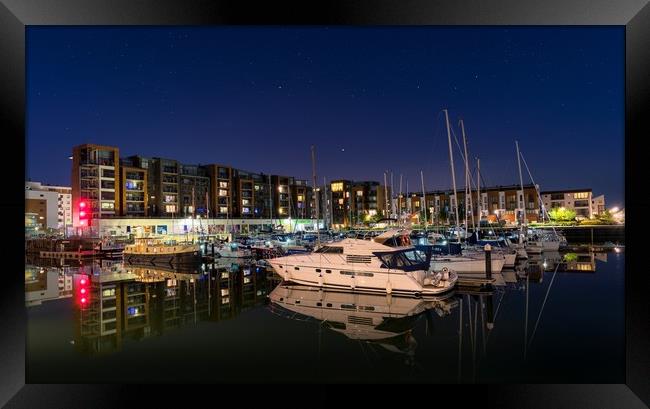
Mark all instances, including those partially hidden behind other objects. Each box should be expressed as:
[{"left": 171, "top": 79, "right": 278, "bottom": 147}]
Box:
[
  {"left": 66, "top": 260, "right": 270, "bottom": 356},
  {"left": 25, "top": 265, "right": 73, "bottom": 307}
]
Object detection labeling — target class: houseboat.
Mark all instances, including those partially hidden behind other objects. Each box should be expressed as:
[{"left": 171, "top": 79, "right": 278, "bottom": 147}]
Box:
[{"left": 123, "top": 237, "right": 201, "bottom": 265}]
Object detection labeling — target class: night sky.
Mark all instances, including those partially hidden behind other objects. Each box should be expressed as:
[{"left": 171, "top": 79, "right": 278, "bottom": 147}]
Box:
[{"left": 26, "top": 27, "right": 624, "bottom": 206}]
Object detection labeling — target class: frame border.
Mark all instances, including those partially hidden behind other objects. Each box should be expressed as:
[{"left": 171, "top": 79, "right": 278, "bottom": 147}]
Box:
[{"left": 1, "top": 0, "right": 648, "bottom": 407}]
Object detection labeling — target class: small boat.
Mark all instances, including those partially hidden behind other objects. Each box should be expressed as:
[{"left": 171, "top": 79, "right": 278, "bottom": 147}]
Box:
[
  {"left": 267, "top": 229, "right": 457, "bottom": 297},
  {"left": 123, "top": 237, "right": 201, "bottom": 265},
  {"left": 213, "top": 242, "right": 252, "bottom": 258}
]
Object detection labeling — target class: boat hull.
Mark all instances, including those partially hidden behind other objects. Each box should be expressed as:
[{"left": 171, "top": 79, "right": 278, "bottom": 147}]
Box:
[
  {"left": 267, "top": 259, "right": 455, "bottom": 296},
  {"left": 430, "top": 256, "right": 504, "bottom": 274}
]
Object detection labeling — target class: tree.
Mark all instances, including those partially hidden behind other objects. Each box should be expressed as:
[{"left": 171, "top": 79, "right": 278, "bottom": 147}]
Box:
[
  {"left": 548, "top": 207, "right": 576, "bottom": 222},
  {"left": 597, "top": 210, "right": 614, "bottom": 224}
]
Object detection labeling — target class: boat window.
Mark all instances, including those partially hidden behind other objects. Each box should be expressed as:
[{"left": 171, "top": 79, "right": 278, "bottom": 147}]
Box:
[
  {"left": 314, "top": 246, "right": 343, "bottom": 254},
  {"left": 356, "top": 272, "right": 374, "bottom": 277},
  {"left": 316, "top": 302, "right": 322, "bottom": 307},
  {"left": 326, "top": 303, "right": 333, "bottom": 307},
  {"left": 325, "top": 269, "right": 332, "bottom": 274},
  {"left": 294, "top": 267, "right": 299, "bottom": 270},
  {"left": 341, "top": 304, "right": 356, "bottom": 309},
  {"left": 315, "top": 269, "right": 321, "bottom": 272}
]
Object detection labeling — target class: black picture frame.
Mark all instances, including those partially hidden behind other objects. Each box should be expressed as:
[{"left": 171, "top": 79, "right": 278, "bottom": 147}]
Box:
[{"left": 1, "top": 0, "right": 648, "bottom": 407}]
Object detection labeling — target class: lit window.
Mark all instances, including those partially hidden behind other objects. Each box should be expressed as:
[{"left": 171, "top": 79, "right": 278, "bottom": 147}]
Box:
[
  {"left": 278, "top": 208, "right": 284, "bottom": 214},
  {"left": 574, "top": 192, "right": 589, "bottom": 199},
  {"left": 219, "top": 206, "right": 228, "bottom": 213},
  {"left": 219, "top": 189, "right": 228, "bottom": 197},
  {"left": 356, "top": 191, "right": 363, "bottom": 196},
  {"left": 165, "top": 205, "right": 177, "bottom": 213},
  {"left": 242, "top": 207, "right": 250, "bottom": 214},
  {"left": 338, "top": 198, "right": 344, "bottom": 205},
  {"left": 297, "top": 195, "right": 304, "bottom": 201},
  {"left": 331, "top": 182, "right": 343, "bottom": 192},
  {"left": 219, "top": 182, "right": 228, "bottom": 188},
  {"left": 242, "top": 199, "right": 250, "bottom": 205},
  {"left": 345, "top": 192, "right": 350, "bottom": 198},
  {"left": 101, "top": 202, "right": 114, "bottom": 210}
]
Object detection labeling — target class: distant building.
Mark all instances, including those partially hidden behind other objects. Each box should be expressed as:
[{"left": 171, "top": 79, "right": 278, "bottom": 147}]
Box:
[
  {"left": 540, "top": 189, "right": 597, "bottom": 219},
  {"left": 404, "top": 183, "right": 540, "bottom": 226},
  {"left": 591, "top": 194, "right": 606, "bottom": 216},
  {"left": 25, "top": 181, "right": 72, "bottom": 232}
]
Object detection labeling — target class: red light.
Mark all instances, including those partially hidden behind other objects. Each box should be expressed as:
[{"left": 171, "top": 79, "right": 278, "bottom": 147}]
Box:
[
  {"left": 80, "top": 288, "right": 86, "bottom": 294},
  {"left": 80, "top": 297, "right": 87, "bottom": 304},
  {"left": 79, "top": 201, "right": 86, "bottom": 208},
  {"left": 79, "top": 211, "right": 86, "bottom": 217},
  {"left": 80, "top": 278, "right": 87, "bottom": 285}
]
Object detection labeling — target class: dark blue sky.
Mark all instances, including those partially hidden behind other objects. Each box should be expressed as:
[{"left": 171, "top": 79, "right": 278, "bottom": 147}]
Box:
[{"left": 26, "top": 27, "right": 624, "bottom": 206}]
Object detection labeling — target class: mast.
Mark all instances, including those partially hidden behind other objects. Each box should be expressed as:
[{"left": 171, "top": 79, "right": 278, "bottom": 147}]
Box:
[
  {"left": 459, "top": 119, "right": 474, "bottom": 233},
  {"left": 311, "top": 146, "right": 320, "bottom": 247},
  {"left": 390, "top": 172, "right": 395, "bottom": 220},
  {"left": 399, "top": 174, "right": 403, "bottom": 225},
  {"left": 476, "top": 157, "right": 481, "bottom": 233},
  {"left": 269, "top": 176, "right": 273, "bottom": 229},
  {"left": 420, "top": 170, "right": 426, "bottom": 228},
  {"left": 444, "top": 109, "right": 461, "bottom": 243},
  {"left": 383, "top": 171, "right": 389, "bottom": 219},
  {"left": 516, "top": 140, "right": 527, "bottom": 239}
]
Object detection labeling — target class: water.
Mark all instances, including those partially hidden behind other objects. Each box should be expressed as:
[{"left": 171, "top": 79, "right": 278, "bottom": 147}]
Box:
[{"left": 25, "top": 250, "right": 625, "bottom": 383}]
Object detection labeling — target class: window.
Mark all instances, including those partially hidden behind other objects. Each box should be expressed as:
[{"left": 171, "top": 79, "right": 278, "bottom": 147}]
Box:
[
  {"left": 102, "top": 288, "right": 116, "bottom": 297},
  {"left": 338, "top": 198, "right": 344, "bottom": 205},
  {"left": 242, "top": 199, "right": 250, "bottom": 206},
  {"left": 220, "top": 206, "right": 228, "bottom": 213},
  {"left": 101, "top": 169, "right": 115, "bottom": 178},
  {"left": 551, "top": 193, "right": 564, "bottom": 200},
  {"left": 574, "top": 192, "right": 589, "bottom": 199},
  {"left": 356, "top": 190, "right": 363, "bottom": 197},
  {"left": 165, "top": 205, "right": 176, "bottom": 213},
  {"left": 219, "top": 181, "right": 228, "bottom": 188},
  {"left": 297, "top": 195, "right": 304, "bottom": 201},
  {"left": 101, "top": 202, "right": 114, "bottom": 210},
  {"left": 164, "top": 195, "right": 176, "bottom": 203},
  {"left": 218, "top": 189, "right": 228, "bottom": 197},
  {"left": 242, "top": 207, "right": 250, "bottom": 214},
  {"left": 331, "top": 182, "right": 343, "bottom": 192}
]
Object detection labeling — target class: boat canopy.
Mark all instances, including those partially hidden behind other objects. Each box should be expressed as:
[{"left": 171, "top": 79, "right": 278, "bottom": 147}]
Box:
[{"left": 373, "top": 248, "right": 430, "bottom": 272}]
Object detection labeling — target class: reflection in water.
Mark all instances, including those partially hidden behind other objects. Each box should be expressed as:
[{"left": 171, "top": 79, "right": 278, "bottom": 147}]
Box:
[
  {"left": 26, "top": 258, "right": 270, "bottom": 356},
  {"left": 25, "top": 250, "right": 623, "bottom": 383},
  {"left": 269, "top": 284, "right": 459, "bottom": 365}
]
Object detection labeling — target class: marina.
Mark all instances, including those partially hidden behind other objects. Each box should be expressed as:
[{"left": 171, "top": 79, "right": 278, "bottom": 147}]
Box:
[{"left": 25, "top": 245, "right": 624, "bottom": 383}]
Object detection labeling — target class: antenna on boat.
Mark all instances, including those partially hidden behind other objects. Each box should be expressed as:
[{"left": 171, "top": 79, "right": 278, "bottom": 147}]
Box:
[
  {"left": 443, "top": 109, "right": 461, "bottom": 243},
  {"left": 476, "top": 157, "right": 481, "bottom": 234},
  {"left": 420, "top": 170, "right": 426, "bottom": 229}
]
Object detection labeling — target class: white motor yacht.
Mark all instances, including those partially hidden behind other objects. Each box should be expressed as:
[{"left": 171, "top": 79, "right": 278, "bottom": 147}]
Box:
[{"left": 267, "top": 230, "right": 457, "bottom": 297}]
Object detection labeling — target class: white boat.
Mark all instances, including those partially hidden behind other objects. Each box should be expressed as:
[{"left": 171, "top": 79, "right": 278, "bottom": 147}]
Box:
[
  {"left": 214, "top": 242, "right": 252, "bottom": 258},
  {"left": 430, "top": 252, "right": 505, "bottom": 275},
  {"left": 267, "top": 230, "right": 457, "bottom": 297}
]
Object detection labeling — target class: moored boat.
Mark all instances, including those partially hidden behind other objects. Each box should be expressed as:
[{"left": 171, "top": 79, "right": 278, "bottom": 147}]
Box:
[{"left": 124, "top": 237, "right": 201, "bottom": 265}]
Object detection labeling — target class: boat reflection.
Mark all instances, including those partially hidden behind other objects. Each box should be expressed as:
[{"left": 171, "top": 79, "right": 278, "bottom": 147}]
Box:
[{"left": 269, "top": 283, "right": 459, "bottom": 361}]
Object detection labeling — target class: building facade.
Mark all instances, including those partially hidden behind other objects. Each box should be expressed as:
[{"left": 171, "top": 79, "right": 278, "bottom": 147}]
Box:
[
  {"left": 71, "top": 144, "right": 120, "bottom": 226},
  {"left": 25, "top": 181, "right": 72, "bottom": 232},
  {"left": 541, "top": 189, "right": 595, "bottom": 219},
  {"left": 72, "top": 144, "right": 322, "bottom": 229}
]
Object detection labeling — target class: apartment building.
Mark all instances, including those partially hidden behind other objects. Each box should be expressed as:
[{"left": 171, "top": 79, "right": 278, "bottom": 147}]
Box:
[
  {"left": 71, "top": 144, "right": 120, "bottom": 225},
  {"left": 541, "top": 189, "right": 594, "bottom": 219}
]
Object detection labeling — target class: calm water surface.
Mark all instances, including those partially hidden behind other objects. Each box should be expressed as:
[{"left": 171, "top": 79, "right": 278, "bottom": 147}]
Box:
[{"left": 26, "top": 250, "right": 624, "bottom": 383}]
